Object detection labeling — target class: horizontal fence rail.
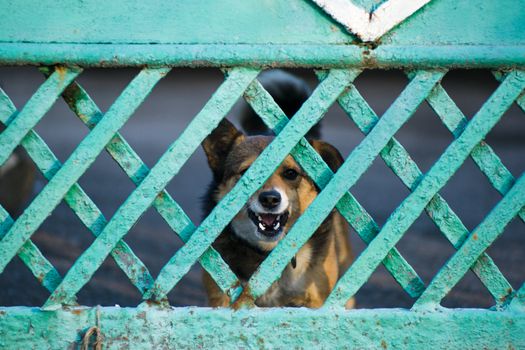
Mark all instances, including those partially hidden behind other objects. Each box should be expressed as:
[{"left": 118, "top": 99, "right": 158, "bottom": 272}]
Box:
[{"left": 2, "top": 44, "right": 525, "bottom": 68}]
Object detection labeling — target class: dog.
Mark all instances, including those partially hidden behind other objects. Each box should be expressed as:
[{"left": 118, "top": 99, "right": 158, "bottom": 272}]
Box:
[
  {"left": 239, "top": 70, "right": 320, "bottom": 139},
  {"left": 201, "top": 71, "right": 353, "bottom": 308}
]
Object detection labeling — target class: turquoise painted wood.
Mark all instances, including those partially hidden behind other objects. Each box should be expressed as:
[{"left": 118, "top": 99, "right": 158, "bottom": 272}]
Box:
[
  {"left": 0, "top": 307, "right": 524, "bottom": 349},
  {"left": 0, "top": 0, "right": 524, "bottom": 348}
]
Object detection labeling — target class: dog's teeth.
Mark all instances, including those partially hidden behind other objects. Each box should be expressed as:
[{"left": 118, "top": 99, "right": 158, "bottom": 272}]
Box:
[
  {"left": 258, "top": 216, "right": 262, "bottom": 221},
  {"left": 274, "top": 222, "right": 280, "bottom": 229},
  {"left": 258, "top": 223, "right": 265, "bottom": 231}
]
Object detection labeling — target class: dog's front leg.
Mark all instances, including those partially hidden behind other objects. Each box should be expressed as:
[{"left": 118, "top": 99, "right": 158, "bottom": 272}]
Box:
[{"left": 202, "top": 270, "right": 230, "bottom": 307}]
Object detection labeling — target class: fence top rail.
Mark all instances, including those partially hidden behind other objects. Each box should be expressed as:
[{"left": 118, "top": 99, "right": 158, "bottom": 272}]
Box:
[
  {"left": 1, "top": 44, "right": 525, "bottom": 68},
  {"left": 0, "top": 0, "right": 524, "bottom": 68}
]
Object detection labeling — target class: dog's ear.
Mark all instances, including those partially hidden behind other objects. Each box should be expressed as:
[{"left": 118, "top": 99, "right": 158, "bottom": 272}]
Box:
[
  {"left": 202, "top": 119, "right": 244, "bottom": 179},
  {"left": 309, "top": 140, "right": 344, "bottom": 173}
]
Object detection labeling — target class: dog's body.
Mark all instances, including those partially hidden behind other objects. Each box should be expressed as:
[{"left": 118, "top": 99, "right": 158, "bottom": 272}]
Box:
[{"left": 201, "top": 71, "right": 353, "bottom": 308}]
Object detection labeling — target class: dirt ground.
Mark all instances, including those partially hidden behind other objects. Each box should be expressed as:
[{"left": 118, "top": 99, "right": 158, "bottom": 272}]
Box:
[{"left": 0, "top": 67, "right": 523, "bottom": 309}]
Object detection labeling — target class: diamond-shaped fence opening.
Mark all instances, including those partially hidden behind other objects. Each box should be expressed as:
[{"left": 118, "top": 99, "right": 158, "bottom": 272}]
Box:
[
  {"left": 31, "top": 90, "right": 91, "bottom": 164},
  {"left": 317, "top": 101, "right": 365, "bottom": 158},
  {"left": 392, "top": 99, "right": 454, "bottom": 173},
  {"left": 234, "top": 68, "right": 319, "bottom": 137},
  {"left": 76, "top": 148, "right": 137, "bottom": 219},
  {"left": 483, "top": 102, "right": 525, "bottom": 176},
  {"left": 351, "top": 156, "right": 411, "bottom": 227},
  {"left": 167, "top": 265, "right": 208, "bottom": 307},
  {"left": 165, "top": 147, "right": 213, "bottom": 224},
  {"left": 440, "top": 157, "right": 507, "bottom": 230},
  {"left": 484, "top": 218, "right": 525, "bottom": 291},
  {"left": 76, "top": 255, "right": 143, "bottom": 307},
  {"left": 0, "top": 67, "right": 46, "bottom": 109},
  {"left": 440, "top": 269, "right": 496, "bottom": 309},
  {"left": 33, "top": 207, "right": 95, "bottom": 276},
  {"left": 73, "top": 68, "right": 141, "bottom": 113},
  {"left": 0, "top": 146, "right": 35, "bottom": 219},
  {"left": 354, "top": 264, "right": 414, "bottom": 309},
  {"left": 440, "top": 70, "right": 500, "bottom": 119},
  {"left": 394, "top": 213, "right": 457, "bottom": 285},
  {"left": 119, "top": 68, "right": 225, "bottom": 169},
  {"left": 0, "top": 256, "right": 49, "bottom": 306},
  {"left": 124, "top": 206, "right": 185, "bottom": 278},
  {"left": 351, "top": 69, "right": 409, "bottom": 117}
]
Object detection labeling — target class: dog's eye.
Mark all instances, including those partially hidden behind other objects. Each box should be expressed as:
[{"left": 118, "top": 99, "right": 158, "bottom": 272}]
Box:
[{"left": 283, "top": 168, "right": 299, "bottom": 180}]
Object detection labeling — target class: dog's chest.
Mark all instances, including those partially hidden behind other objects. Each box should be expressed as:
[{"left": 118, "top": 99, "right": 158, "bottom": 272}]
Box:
[{"left": 255, "top": 245, "right": 312, "bottom": 307}]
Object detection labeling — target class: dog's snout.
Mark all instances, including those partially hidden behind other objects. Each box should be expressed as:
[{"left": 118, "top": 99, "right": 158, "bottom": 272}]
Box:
[{"left": 259, "top": 190, "right": 281, "bottom": 209}]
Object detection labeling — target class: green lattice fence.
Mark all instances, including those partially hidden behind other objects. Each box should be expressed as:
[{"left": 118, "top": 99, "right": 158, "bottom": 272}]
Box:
[{"left": 0, "top": 0, "right": 524, "bottom": 348}]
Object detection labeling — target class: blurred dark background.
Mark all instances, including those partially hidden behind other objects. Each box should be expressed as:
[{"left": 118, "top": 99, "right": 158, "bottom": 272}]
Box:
[{"left": 0, "top": 67, "right": 523, "bottom": 308}]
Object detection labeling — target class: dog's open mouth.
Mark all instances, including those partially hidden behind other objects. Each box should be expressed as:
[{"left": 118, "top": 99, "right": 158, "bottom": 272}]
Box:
[{"left": 248, "top": 209, "right": 289, "bottom": 237}]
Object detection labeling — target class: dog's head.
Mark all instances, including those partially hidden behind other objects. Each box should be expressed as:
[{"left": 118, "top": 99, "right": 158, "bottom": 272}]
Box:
[{"left": 203, "top": 119, "right": 343, "bottom": 251}]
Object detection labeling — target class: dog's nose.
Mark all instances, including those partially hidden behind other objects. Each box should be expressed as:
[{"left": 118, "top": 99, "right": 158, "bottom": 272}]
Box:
[{"left": 259, "top": 190, "right": 281, "bottom": 209}]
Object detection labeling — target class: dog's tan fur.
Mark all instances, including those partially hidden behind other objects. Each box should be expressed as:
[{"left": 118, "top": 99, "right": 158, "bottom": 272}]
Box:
[{"left": 201, "top": 119, "right": 354, "bottom": 308}]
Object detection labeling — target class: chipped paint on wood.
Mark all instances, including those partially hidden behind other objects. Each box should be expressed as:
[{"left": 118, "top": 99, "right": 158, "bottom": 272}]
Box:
[
  {"left": 1, "top": 44, "right": 525, "bottom": 68},
  {"left": 0, "top": 0, "right": 524, "bottom": 348},
  {"left": 0, "top": 306, "right": 524, "bottom": 349},
  {"left": 248, "top": 70, "right": 445, "bottom": 300},
  {"left": 244, "top": 76, "right": 426, "bottom": 298},
  {"left": 326, "top": 70, "right": 525, "bottom": 307}
]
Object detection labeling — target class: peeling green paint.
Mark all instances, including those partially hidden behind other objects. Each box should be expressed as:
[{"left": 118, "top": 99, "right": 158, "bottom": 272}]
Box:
[
  {"left": 244, "top": 74, "right": 426, "bottom": 299},
  {"left": 43, "top": 68, "right": 258, "bottom": 307},
  {"left": 414, "top": 173, "right": 525, "bottom": 308},
  {"left": 1, "top": 44, "right": 525, "bottom": 68},
  {"left": 0, "top": 68, "right": 168, "bottom": 279},
  {"left": 0, "top": 0, "right": 524, "bottom": 348},
  {"left": 0, "top": 306, "right": 524, "bottom": 349},
  {"left": 249, "top": 70, "right": 444, "bottom": 301},
  {"left": 326, "top": 70, "right": 525, "bottom": 307},
  {"left": 146, "top": 69, "right": 356, "bottom": 302}
]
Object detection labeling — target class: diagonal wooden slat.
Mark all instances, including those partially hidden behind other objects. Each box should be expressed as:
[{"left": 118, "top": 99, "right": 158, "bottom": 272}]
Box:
[
  {"left": 0, "top": 207, "right": 62, "bottom": 293},
  {"left": 247, "top": 70, "right": 445, "bottom": 301},
  {"left": 324, "top": 71, "right": 513, "bottom": 304},
  {"left": 43, "top": 68, "right": 260, "bottom": 307},
  {"left": 41, "top": 67, "right": 239, "bottom": 295},
  {"left": 494, "top": 71, "right": 525, "bottom": 113},
  {"left": 325, "top": 70, "right": 525, "bottom": 308},
  {"left": 423, "top": 72, "right": 525, "bottom": 224},
  {"left": 424, "top": 80, "right": 520, "bottom": 301},
  {"left": 0, "top": 67, "right": 81, "bottom": 166},
  {"left": 143, "top": 69, "right": 358, "bottom": 302},
  {"left": 243, "top": 75, "right": 426, "bottom": 298},
  {"left": 510, "top": 282, "right": 525, "bottom": 310},
  {"left": 488, "top": 71, "right": 525, "bottom": 222},
  {"left": 0, "top": 89, "right": 63, "bottom": 292},
  {"left": 1, "top": 84, "right": 155, "bottom": 297},
  {"left": 413, "top": 173, "right": 525, "bottom": 308},
  {"left": 0, "top": 68, "right": 169, "bottom": 277}
]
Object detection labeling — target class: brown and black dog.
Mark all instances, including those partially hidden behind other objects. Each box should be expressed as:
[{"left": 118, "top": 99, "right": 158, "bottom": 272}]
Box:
[{"left": 201, "top": 73, "right": 354, "bottom": 308}]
